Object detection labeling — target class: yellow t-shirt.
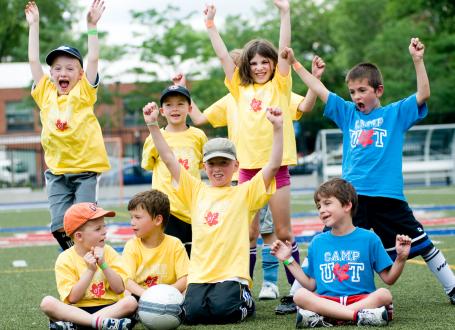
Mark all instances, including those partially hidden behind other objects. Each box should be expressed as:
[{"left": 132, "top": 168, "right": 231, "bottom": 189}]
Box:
[
  {"left": 225, "top": 67, "right": 296, "bottom": 168},
  {"left": 122, "top": 235, "right": 189, "bottom": 289},
  {"left": 31, "top": 75, "right": 110, "bottom": 175},
  {"left": 142, "top": 126, "right": 207, "bottom": 223},
  {"left": 175, "top": 168, "right": 276, "bottom": 287},
  {"left": 55, "top": 245, "right": 127, "bottom": 307}
]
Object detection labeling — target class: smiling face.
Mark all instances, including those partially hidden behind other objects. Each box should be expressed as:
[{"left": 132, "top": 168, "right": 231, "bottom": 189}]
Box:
[
  {"left": 347, "top": 78, "right": 383, "bottom": 115},
  {"left": 204, "top": 157, "right": 239, "bottom": 187},
  {"left": 129, "top": 206, "right": 161, "bottom": 239},
  {"left": 75, "top": 217, "right": 107, "bottom": 249},
  {"left": 249, "top": 53, "right": 274, "bottom": 84},
  {"left": 160, "top": 94, "right": 191, "bottom": 128},
  {"left": 315, "top": 195, "right": 352, "bottom": 229},
  {"left": 50, "top": 55, "right": 84, "bottom": 95}
]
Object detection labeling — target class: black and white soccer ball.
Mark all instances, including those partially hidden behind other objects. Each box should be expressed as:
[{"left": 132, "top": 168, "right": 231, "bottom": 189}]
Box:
[{"left": 138, "top": 284, "right": 184, "bottom": 330}]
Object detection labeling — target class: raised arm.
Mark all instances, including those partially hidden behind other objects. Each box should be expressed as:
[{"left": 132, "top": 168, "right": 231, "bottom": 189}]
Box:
[
  {"left": 282, "top": 47, "right": 330, "bottom": 103},
  {"left": 379, "top": 235, "right": 411, "bottom": 285},
  {"left": 142, "top": 102, "right": 181, "bottom": 183},
  {"left": 275, "top": 0, "right": 291, "bottom": 77},
  {"left": 261, "top": 108, "right": 283, "bottom": 189},
  {"left": 204, "top": 5, "right": 236, "bottom": 81},
  {"left": 86, "top": 0, "right": 105, "bottom": 85},
  {"left": 298, "top": 56, "right": 326, "bottom": 113},
  {"left": 409, "top": 37, "right": 430, "bottom": 106},
  {"left": 25, "top": 1, "right": 44, "bottom": 84}
]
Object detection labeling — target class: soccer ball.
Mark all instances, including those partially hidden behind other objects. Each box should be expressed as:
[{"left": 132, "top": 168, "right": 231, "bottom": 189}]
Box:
[{"left": 138, "top": 284, "right": 184, "bottom": 330}]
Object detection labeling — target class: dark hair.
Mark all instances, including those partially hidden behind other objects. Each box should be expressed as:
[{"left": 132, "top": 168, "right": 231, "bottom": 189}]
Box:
[
  {"left": 313, "top": 178, "right": 358, "bottom": 216},
  {"left": 238, "top": 39, "right": 278, "bottom": 85},
  {"left": 345, "top": 63, "right": 383, "bottom": 90},
  {"left": 127, "top": 190, "right": 170, "bottom": 228}
]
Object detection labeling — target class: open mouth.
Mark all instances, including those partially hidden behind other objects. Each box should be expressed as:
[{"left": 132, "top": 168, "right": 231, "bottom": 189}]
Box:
[
  {"left": 357, "top": 102, "right": 365, "bottom": 110},
  {"left": 59, "top": 79, "right": 70, "bottom": 90}
]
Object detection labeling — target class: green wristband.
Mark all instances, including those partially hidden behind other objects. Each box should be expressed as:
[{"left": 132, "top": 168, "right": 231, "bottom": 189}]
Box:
[
  {"left": 283, "top": 256, "right": 295, "bottom": 266},
  {"left": 146, "top": 121, "right": 159, "bottom": 127},
  {"left": 99, "top": 262, "right": 108, "bottom": 270},
  {"left": 87, "top": 28, "right": 98, "bottom": 36}
]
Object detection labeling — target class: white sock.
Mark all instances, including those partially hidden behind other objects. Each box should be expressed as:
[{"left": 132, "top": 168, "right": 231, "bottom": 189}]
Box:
[
  {"left": 289, "top": 257, "right": 308, "bottom": 295},
  {"left": 423, "top": 247, "right": 455, "bottom": 294}
]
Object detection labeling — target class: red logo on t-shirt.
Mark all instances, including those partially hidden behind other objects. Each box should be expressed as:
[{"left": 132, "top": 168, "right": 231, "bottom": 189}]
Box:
[
  {"left": 333, "top": 263, "right": 350, "bottom": 282},
  {"left": 56, "top": 119, "right": 68, "bottom": 131},
  {"left": 358, "top": 129, "right": 374, "bottom": 147},
  {"left": 178, "top": 158, "right": 189, "bottom": 170},
  {"left": 145, "top": 275, "right": 158, "bottom": 287},
  {"left": 90, "top": 282, "right": 105, "bottom": 297},
  {"left": 204, "top": 211, "right": 219, "bottom": 226},
  {"left": 250, "top": 98, "right": 262, "bottom": 112}
]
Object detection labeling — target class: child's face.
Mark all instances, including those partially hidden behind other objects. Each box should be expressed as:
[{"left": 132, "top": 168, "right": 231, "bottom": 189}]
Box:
[
  {"left": 204, "top": 157, "right": 239, "bottom": 187},
  {"left": 50, "top": 56, "right": 84, "bottom": 96},
  {"left": 129, "top": 206, "right": 160, "bottom": 239},
  {"left": 315, "top": 195, "right": 351, "bottom": 228},
  {"left": 347, "top": 78, "right": 383, "bottom": 114},
  {"left": 249, "top": 53, "right": 274, "bottom": 84},
  {"left": 160, "top": 95, "right": 191, "bottom": 126},
  {"left": 76, "top": 217, "right": 107, "bottom": 249}
]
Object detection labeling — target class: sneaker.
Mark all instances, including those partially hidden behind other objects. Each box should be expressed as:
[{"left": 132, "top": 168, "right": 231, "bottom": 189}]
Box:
[
  {"left": 275, "top": 295, "right": 297, "bottom": 315},
  {"left": 259, "top": 282, "right": 279, "bottom": 300},
  {"left": 50, "top": 321, "right": 76, "bottom": 330},
  {"left": 357, "top": 306, "right": 388, "bottom": 326},
  {"left": 448, "top": 288, "right": 455, "bottom": 305},
  {"left": 385, "top": 303, "right": 394, "bottom": 321},
  {"left": 102, "top": 318, "right": 132, "bottom": 330},
  {"left": 296, "top": 309, "right": 333, "bottom": 328}
]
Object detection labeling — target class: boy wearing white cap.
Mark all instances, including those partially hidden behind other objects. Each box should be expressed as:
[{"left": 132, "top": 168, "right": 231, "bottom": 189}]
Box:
[{"left": 142, "top": 101, "right": 284, "bottom": 325}]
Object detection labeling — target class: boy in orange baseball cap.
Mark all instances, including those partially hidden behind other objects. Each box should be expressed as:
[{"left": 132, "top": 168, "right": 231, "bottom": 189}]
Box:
[{"left": 40, "top": 203, "right": 137, "bottom": 330}]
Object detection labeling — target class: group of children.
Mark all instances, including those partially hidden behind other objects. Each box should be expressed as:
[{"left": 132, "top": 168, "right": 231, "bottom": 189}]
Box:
[{"left": 25, "top": 0, "right": 455, "bottom": 329}]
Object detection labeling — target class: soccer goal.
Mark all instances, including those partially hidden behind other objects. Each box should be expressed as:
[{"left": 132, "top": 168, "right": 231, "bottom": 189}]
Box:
[{"left": 315, "top": 124, "right": 455, "bottom": 186}]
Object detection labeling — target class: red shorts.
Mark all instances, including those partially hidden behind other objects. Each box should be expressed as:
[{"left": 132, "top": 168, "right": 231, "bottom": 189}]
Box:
[
  {"left": 318, "top": 294, "right": 368, "bottom": 305},
  {"left": 238, "top": 166, "right": 290, "bottom": 189}
]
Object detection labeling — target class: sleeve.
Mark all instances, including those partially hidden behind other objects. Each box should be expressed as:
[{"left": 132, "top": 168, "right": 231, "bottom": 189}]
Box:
[
  {"left": 273, "top": 67, "right": 292, "bottom": 98},
  {"left": 302, "top": 241, "right": 314, "bottom": 278},
  {"left": 173, "top": 166, "right": 201, "bottom": 214},
  {"left": 78, "top": 74, "right": 98, "bottom": 106},
  {"left": 141, "top": 134, "right": 159, "bottom": 171},
  {"left": 290, "top": 92, "right": 305, "bottom": 121},
  {"left": 31, "top": 75, "right": 53, "bottom": 109},
  {"left": 396, "top": 94, "right": 428, "bottom": 131},
  {"left": 198, "top": 130, "right": 209, "bottom": 170},
  {"left": 323, "top": 92, "right": 354, "bottom": 130},
  {"left": 370, "top": 234, "right": 393, "bottom": 273},
  {"left": 55, "top": 252, "right": 79, "bottom": 303},
  {"left": 246, "top": 170, "right": 276, "bottom": 218},
  {"left": 224, "top": 68, "right": 241, "bottom": 100},
  {"left": 174, "top": 241, "right": 190, "bottom": 280},
  {"left": 105, "top": 245, "right": 129, "bottom": 286},
  {"left": 121, "top": 239, "right": 138, "bottom": 282},
  {"left": 205, "top": 95, "right": 230, "bottom": 127}
]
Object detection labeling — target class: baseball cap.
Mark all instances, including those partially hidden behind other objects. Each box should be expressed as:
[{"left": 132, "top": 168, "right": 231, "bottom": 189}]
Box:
[
  {"left": 203, "top": 138, "right": 237, "bottom": 162},
  {"left": 64, "top": 202, "right": 115, "bottom": 236},
  {"left": 159, "top": 85, "right": 191, "bottom": 106},
  {"left": 46, "top": 45, "right": 83, "bottom": 67}
]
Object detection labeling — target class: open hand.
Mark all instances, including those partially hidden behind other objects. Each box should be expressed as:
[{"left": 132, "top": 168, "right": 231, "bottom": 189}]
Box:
[
  {"left": 87, "top": 0, "right": 105, "bottom": 26},
  {"left": 409, "top": 37, "right": 425, "bottom": 61},
  {"left": 143, "top": 102, "right": 160, "bottom": 123},
  {"left": 312, "top": 56, "right": 325, "bottom": 79},
  {"left": 270, "top": 240, "right": 292, "bottom": 262},
  {"left": 25, "top": 1, "right": 39, "bottom": 26}
]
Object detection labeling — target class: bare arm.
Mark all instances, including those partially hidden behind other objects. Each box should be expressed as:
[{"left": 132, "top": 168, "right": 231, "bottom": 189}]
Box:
[
  {"left": 379, "top": 235, "right": 411, "bottom": 285},
  {"left": 204, "top": 5, "right": 236, "bottom": 81},
  {"left": 275, "top": 0, "right": 291, "bottom": 77},
  {"left": 172, "top": 276, "right": 187, "bottom": 293},
  {"left": 67, "top": 251, "right": 98, "bottom": 303},
  {"left": 298, "top": 56, "right": 326, "bottom": 113},
  {"left": 86, "top": 0, "right": 105, "bottom": 85},
  {"left": 261, "top": 108, "right": 283, "bottom": 189},
  {"left": 25, "top": 1, "right": 44, "bottom": 84},
  {"left": 126, "top": 279, "right": 146, "bottom": 297},
  {"left": 142, "top": 102, "right": 181, "bottom": 183},
  {"left": 282, "top": 47, "right": 330, "bottom": 103},
  {"left": 271, "top": 240, "right": 316, "bottom": 291},
  {"left": 409, "top": 38, "right": 430, "bottom": 106},
  {"left": 92, "top": 246, "right": 125, "bottom": 294}
]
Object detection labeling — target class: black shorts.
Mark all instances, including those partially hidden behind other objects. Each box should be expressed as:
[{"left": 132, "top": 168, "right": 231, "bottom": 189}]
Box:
[
  {"left": 183, "top": 281, "right": 255, "bottom": 325},
  {"left": 165, "top": 213, "right": 192, "bottom": 257},
  {"left": 353, "top": 195, "right": 433, "bottom": 259}
]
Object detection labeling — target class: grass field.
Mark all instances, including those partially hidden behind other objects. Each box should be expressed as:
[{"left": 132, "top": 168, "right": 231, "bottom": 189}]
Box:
[{"left": 1, "top": 186, "right": 455, "bottom": 329}]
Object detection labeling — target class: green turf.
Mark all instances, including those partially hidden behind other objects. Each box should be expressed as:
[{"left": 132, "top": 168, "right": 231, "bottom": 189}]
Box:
[{"left": 1, "top": 185, "right": 455, "bottom": 329}]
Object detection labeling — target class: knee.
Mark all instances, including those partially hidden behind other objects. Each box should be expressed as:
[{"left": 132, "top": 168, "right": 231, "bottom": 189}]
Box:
[
  {"left": 40, "top": 296, "right": 58, "bottom": 315},
  {"left": 293, "top": 288, "right": 313, "bottom": 308},
  {"left": 375, "top": 288, "right": 393, "bottom": 305},
  {"left": 121, "top": 296, "right": 138, "bottom": 314}
]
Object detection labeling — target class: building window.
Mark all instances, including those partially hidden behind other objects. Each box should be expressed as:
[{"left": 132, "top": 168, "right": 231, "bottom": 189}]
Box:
[{"left": 6, "top": 101, "right": 34, "bottom": 132}]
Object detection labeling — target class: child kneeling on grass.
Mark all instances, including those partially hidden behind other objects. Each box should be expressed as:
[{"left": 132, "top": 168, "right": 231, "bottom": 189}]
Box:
[
  {"left": 271, "top": 178, "right": 411, "bottom": 328},
  {"left": 40, "top": 203, "right": 137, "bottom": 330}
]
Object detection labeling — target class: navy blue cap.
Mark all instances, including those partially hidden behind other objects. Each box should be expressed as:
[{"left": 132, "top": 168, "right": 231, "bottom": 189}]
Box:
[
  {"left": 159, "top": 85, "right": 191, "bottom": 106},
  {"left": 46, "top": 45, "right": 83, "bottom": 67}
]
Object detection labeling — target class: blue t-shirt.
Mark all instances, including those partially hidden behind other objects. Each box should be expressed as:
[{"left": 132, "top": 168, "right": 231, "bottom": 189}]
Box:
[
  {"left": 324, "top": 93, "right": 428, "bottom": 200},
  {"left": 303, "top": 227, "right": 393, "bottom": 297}
]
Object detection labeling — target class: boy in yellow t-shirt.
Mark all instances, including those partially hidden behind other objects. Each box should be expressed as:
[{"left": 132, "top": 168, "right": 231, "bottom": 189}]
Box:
[
  {"left": 123, "top": 190, "right": 189, "bottom": 297},
  {"left": 25, "top": 1, "right": 110, "bottom": 250},
  {"left": 142, "top": 100, "right": 283, "bottom": 325},
  {"left": 142, "top": 85, "right": 207, "bottom": 257},
  {"left": 40, "top": 203, "right": 137, "bottom": 330}
]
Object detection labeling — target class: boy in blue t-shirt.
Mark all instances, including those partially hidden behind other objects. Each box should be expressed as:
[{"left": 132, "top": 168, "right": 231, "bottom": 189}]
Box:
[
  {"left": 282, "top": 38, "right": 455, "bottom": 305},
  {"left": 272, "top": 178, "right": 411, "bottom": 327}
]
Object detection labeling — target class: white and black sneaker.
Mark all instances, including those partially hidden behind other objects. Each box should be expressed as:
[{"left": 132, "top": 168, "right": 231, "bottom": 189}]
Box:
[
  {"left": 50, "top": 321, "right": 76, "bottom": 330},
  {"left": 357, "top": 306, "right": 388, "bottom": 326},
  {"left": 296, "top": 309, "right": 333, "bottom": 328},
  {"left": 102, "top": 318, "right": 132, "bottom": 330}
]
